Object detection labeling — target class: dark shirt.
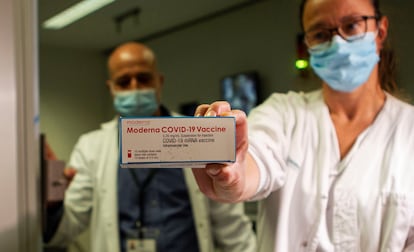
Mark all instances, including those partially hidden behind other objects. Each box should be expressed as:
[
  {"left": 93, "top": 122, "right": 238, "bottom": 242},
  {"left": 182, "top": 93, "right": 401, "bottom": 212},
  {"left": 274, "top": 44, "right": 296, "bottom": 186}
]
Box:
[
  {"left": 118, "top": 168, "right": 199, "bottom": 252},
  {"left": 118, "top": 106, "right": 199, "bottom": 252}
]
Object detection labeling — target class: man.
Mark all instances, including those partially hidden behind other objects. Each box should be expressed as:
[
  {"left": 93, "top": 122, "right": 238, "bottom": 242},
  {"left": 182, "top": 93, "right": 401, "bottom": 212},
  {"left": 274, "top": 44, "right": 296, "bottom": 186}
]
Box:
[{"left": 45, "top": 42, "right": 257, "bottom": 252}]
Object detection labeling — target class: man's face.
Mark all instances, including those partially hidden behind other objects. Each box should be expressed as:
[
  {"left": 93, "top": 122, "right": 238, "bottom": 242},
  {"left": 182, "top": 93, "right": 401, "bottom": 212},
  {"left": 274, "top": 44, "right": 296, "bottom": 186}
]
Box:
[{"left": 107, "top": 48, "right": 163, "bottom": 103}]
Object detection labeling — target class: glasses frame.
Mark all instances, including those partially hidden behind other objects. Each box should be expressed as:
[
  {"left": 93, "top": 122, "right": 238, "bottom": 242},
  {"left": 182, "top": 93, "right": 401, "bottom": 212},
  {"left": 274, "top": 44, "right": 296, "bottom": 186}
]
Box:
[
  {"left": 112, "top": 72, "right": 155, "bottom": 89},
  {"left": 304, "top": 15, "right": 380, "bottom": 49}
]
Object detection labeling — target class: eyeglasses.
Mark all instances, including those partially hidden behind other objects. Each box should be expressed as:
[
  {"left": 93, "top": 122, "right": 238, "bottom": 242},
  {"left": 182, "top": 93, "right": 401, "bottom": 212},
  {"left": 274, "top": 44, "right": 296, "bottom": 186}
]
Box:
[
  {"left": 304, "top": 15, "right": 379, "bottom": 50},
  {"left": 112, "top": 72, "right": 154, "bottom": 88}
]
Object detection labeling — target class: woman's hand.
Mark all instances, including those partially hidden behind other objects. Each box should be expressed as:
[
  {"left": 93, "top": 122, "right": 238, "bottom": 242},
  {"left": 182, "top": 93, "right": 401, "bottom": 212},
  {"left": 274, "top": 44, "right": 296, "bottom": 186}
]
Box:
[{"left": 192, "top": 101, "right": 257, "bottom": 203}]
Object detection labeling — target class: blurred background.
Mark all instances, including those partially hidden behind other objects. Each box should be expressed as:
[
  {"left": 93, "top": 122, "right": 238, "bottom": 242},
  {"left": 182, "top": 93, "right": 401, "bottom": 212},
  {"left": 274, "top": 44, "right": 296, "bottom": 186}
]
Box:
[
  {"left": 39, "top": 0, "right": 414, "bottom": 162},
  {"left": 38, "top": 0, "right": 414, "bottom": 251}
]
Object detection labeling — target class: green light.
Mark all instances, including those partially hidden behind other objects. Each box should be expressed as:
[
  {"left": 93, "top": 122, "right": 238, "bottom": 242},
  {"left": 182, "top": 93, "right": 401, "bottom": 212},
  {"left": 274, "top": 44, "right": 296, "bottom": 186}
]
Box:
[{"left": 295, "top": 59, "right": 309, "bottom": 70}]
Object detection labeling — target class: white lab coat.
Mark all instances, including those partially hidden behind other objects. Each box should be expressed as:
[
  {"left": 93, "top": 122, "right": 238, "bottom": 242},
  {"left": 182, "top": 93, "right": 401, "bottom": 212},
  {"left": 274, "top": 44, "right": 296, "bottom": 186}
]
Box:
[
  {"left": 48, "top": 117, "right": 256, "bottom": 252},
  {"left": 248, "top": 90, "right": 414, "bottom": 252}
]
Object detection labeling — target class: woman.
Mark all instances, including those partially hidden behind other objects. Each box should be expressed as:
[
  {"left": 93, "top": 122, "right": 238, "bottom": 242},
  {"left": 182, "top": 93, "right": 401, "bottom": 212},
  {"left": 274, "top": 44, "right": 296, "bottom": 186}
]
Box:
[{"left": 193, "top": 0, "right": 414, "bottom": 251}]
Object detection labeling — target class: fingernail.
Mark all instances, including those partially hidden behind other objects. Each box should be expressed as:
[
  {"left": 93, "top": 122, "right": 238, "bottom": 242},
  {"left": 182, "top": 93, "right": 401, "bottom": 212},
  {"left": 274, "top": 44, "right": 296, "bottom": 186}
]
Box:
[
  {"left": 205, "top": 110, "right": 216, "bottom": 117},
  {"left": 207, "top": 167, "right": 221, "bottom": 176}
]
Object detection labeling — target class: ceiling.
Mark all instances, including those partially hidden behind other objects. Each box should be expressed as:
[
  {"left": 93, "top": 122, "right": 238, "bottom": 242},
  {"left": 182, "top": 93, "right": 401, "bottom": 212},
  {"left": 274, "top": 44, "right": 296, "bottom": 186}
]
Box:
[{"left": 38, "top": 0, "right": 255, "bottom": 51}]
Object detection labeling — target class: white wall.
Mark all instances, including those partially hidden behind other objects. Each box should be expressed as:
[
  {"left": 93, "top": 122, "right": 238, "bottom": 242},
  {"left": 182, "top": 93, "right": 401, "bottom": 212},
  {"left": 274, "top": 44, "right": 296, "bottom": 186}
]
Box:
[{"left": 39, "top": 46, "right": 111, "bottom": 161}]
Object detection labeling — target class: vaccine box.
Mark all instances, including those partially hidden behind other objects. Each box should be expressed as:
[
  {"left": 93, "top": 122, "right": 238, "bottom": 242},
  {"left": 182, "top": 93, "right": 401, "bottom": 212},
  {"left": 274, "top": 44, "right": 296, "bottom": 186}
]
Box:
[{"left": 119, "top": 116, "right": 236, "bottom": 168}]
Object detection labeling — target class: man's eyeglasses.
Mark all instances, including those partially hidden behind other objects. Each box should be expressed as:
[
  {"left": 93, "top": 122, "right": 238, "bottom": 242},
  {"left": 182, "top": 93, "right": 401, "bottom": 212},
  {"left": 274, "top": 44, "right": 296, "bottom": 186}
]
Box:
[
  {"left": 304, "top": 15, "right": 379, "bottom": 50},
  {"left": 113, "top": 72, "right": 154, "bottom": 88}
]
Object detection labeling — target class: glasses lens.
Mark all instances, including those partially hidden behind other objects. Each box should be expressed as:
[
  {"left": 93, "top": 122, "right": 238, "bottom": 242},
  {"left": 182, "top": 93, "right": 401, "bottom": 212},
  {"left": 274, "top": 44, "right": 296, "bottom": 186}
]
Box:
[
  {"left": 305, "top": 30, "right": 331, "bottom": 48},
  {"left": 114, "top": 73, "right": 154, "bottom": 88},
  {"left": 135, "top": 73, "right": 153, "bottom": 85},
  {"left": 115, "top": 76, "right": 131, "bottom": 88},
  {"left": 339, "top": 17, "right": 367, "bottom": 41}
]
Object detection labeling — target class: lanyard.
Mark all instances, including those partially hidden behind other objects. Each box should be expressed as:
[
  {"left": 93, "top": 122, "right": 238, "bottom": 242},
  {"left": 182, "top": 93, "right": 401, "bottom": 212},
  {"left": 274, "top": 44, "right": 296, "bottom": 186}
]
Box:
[
  {"left": 128, "top": 168, "right": 159, "bottom": 238},
  {"left": 117, "top": 116, "right": 166, "bottom": 239}
]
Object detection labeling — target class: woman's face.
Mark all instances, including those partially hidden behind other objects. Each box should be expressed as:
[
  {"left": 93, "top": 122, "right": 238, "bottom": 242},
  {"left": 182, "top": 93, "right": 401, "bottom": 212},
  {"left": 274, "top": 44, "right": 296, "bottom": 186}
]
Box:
[
  {"left": 302, "top": 0, "right": 387, "bottom": 51},
  {"left": 303, "top": 0, "right": 375, "bottom": 31}
]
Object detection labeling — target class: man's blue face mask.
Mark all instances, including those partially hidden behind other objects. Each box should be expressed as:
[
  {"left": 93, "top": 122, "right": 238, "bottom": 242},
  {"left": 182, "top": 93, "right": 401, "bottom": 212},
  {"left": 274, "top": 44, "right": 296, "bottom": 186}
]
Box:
[
  {"left": 113, "top": 89, "right": 158, "bottom": 117},
  {"left": 309, "top": 32, "right": 380, "bottom": 92}
]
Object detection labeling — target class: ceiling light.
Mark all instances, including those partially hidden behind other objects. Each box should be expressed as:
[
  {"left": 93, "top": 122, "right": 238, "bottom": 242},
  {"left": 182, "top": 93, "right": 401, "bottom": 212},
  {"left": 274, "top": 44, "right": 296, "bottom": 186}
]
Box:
[{"left": 42, "top": 0, "right": 115, "bottom": 30}]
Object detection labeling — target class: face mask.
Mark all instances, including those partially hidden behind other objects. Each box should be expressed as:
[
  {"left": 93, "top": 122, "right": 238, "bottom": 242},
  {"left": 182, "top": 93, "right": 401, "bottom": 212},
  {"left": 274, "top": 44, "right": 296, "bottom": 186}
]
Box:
[
  {"left": 113, "top": 89, "right": 158, "bottom": 117},
  {"left": 309, "top": 32, "right": 380, "bottom": 92}
]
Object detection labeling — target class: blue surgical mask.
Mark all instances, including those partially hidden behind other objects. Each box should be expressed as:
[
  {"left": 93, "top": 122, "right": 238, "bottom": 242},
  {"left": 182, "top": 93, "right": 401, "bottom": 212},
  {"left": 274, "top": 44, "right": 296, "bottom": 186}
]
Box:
[
  {"left": 309, "top": 32, "right": 380, "bottom": 92},
  {"left": 113, "top": 89, "right": 158, "bottom": 117}
]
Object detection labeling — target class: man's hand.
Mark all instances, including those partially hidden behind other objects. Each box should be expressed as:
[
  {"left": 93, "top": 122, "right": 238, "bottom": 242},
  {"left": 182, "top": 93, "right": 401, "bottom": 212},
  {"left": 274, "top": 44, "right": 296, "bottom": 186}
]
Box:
[
  {"left": 63, "top": 167, "right": 77, "bottom": 187},
  {"left": 44, "top": 140, "right": 58, "bottom": 160}
]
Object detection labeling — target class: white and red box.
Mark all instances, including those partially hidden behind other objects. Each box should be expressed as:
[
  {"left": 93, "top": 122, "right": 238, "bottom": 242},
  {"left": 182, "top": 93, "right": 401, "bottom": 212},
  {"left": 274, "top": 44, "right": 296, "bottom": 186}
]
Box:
[{"left": 119, "top": 116, "right": 236, "bottom": 168}]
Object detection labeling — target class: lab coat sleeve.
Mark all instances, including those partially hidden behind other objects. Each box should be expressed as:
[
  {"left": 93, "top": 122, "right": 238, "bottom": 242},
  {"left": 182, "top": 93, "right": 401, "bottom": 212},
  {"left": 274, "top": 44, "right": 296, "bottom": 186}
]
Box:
[
  {"left": 47, "top": 132, "right": 96, "bottom": 246},
  {"left": 208, "top": 199, "right": 257, "bottom": 252}
]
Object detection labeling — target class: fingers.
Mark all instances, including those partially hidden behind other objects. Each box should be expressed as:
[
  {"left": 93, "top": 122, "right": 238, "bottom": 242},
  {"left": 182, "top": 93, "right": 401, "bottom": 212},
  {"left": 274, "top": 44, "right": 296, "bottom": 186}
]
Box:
[
  {"left": 201, "top": 162, "right": 245, "bottom": 203},
  {"left": 192, "top": 101, "right": 249, "bottom": 203},
  {"left": 194, "top": 104, "right": 249, "bottom": 168},
  {"left": 194, "top": 104, "right": 210, "bottom": 117},
  {"left": 63, "top": 167, "right": 76, "bottom": 181},
  {"left": 194, "top": 102, "right": 246, "bottom": 127},
  {"left": 192, "top": 163, "right": 236, "bottom": 202},
  {"left": 194, "top": 101, "right": 232, "bottom": 117},
  {"left": 63, "top": 167, "right": 76, "bottom": 177},
  {"left": 44, "top": 141, "right": 58, "bottom": 160}
]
